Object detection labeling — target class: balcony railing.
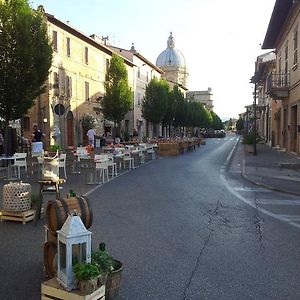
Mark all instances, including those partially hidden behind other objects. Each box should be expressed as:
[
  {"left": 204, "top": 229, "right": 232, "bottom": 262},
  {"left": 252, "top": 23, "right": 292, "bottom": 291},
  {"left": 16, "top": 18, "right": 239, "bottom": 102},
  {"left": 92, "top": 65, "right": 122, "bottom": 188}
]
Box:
[{"left": 266, "top": 72, "right": 290, "bottom": 99}]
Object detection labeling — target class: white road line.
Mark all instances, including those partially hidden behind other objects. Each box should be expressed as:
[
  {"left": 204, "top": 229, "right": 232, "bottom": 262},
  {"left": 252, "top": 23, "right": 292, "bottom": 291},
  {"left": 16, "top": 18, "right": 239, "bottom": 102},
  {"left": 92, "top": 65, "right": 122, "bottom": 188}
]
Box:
[
  {"left": 221, "top": 139, "right": 300, "bottom": 229},
  {"left": 258, "top": 199, "right": 300, "bottom": 205}
]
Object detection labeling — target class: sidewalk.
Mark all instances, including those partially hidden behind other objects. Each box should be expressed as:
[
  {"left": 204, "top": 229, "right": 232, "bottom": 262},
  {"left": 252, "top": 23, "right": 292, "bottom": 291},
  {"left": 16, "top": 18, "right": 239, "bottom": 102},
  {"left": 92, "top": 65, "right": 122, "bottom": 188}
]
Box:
[{"left": 240, "top": 142, "right": 300, "bottom": 196}]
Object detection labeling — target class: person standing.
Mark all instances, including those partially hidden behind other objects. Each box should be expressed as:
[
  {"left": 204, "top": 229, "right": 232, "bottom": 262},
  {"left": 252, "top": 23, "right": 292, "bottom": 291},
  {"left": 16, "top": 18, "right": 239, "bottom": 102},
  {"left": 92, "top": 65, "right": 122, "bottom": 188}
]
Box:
[
  {"left": 32, "top": 124, "right": 45, "bottom": 153},
  {"left": 87, "top": 127, "right": 96, "bottom": 148},
  {"left": 32, "top": 124, "right": 44, "bottom": 142}
]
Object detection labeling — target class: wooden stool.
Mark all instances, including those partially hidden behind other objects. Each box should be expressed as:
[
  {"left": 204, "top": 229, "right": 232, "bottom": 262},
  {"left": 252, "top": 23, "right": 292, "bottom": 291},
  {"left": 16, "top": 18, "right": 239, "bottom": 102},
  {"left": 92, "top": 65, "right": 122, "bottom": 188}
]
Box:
[{"left": 35, "top": 178, "right": 66, "bottom": 223}]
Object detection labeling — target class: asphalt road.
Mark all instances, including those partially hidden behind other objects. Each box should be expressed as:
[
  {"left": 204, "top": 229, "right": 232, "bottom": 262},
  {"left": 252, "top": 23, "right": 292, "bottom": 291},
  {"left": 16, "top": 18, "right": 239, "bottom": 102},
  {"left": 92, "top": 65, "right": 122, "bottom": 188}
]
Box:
[{"left": 1, "top": 135, "right": 300, "bottom": 299}]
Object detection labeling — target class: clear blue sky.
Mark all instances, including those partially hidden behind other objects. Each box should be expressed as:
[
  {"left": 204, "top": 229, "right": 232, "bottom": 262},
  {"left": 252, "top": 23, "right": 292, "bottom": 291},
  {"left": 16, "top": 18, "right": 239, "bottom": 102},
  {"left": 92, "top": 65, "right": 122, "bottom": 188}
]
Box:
[{"left": 30, "top": 0, "right": 276, "bottom": 120}]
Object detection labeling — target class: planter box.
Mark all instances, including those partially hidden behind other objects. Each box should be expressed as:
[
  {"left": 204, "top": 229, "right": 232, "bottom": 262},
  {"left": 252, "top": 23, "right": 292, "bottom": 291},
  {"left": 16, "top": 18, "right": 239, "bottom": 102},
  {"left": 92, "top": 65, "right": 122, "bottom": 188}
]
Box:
[
  {"left": 245, "top": 144, "right": 254, "bottom": 153},
  {"left": 41, "top": 278, "right": 105, "bottom": 300}
]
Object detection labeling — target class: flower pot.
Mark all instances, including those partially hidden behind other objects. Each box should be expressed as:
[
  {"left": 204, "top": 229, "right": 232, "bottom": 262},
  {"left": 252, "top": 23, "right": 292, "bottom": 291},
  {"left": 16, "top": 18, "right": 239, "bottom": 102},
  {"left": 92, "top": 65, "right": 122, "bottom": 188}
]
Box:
[
  {"left": 78, "top": 273, "right": 107, "bottom": 295},
  {"left": 105, "top": 260, "right": 123, "bottom": 299},
  {"left": 79, "top": 278, "right": 98, "bottom": 295},
  {"left": 245, "top": 144, "right": 254, "bottom": 153}
]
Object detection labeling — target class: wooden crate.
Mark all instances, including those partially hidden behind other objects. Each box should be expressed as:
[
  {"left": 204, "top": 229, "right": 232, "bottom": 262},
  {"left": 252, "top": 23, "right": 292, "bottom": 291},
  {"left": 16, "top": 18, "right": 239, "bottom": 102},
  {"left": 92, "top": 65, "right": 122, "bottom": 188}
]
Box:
[
  {"left": 41, "top": 278, "right": 105, "bottom": 300},
  {"left": 0, "top": 209, "right": 35, "bottom": 224}
]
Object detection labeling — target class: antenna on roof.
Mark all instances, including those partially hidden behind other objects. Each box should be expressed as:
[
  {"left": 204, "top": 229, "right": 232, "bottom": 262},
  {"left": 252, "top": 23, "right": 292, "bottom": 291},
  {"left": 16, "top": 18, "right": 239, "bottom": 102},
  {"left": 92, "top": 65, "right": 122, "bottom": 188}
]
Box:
[{"left": 102, "top": 36, "right": 109, "bottom": 45}]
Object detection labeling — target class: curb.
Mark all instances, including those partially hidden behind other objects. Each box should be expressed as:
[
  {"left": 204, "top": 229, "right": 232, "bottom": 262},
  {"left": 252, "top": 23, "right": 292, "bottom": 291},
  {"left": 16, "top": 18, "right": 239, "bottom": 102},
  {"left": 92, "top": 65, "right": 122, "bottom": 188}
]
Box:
[{"left": 241, "top": 154, "right": 300, "bottom": 197}]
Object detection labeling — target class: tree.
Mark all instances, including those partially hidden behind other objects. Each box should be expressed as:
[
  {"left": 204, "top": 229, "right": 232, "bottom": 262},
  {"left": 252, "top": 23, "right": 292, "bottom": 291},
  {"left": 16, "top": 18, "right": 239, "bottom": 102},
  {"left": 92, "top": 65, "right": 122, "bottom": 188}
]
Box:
[
  {"left": 141, "top": 78, "right": 169, "bottom": 136},
  {"left": 102, "top": 53, "right": 132, "bottom": 136},
  {"left": 162, "top": 85, "right": 180, "bottom": 136},
  {"left": 0, "top": 0, "right": 52, "bottom": 127},
  {"left": 236, "top": 117, "right": 244, "bottom": 134},
  {"left": 210, "top": 111, "right": 224, "bottom": 130}
]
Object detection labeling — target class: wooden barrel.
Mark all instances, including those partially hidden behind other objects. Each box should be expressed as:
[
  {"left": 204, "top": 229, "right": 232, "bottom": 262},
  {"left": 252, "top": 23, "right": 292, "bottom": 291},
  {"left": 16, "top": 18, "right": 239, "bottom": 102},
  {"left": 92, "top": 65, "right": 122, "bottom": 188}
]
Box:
[
  {"left": 105, "top": 260, "right": 123, "bottom": 299},
  {"left": 43, "top": 242, "right": 57, "bottom": 278},
  {"left": 46, "top": 196, "right": 93, "bottom": 235}
]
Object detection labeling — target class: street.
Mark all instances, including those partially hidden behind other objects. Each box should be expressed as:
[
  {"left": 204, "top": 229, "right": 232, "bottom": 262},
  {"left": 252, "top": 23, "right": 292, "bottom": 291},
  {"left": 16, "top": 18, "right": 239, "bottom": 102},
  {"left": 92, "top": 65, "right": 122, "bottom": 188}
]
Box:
[{"left": 1, "top": 135, "right": 300, "bottom": 299}]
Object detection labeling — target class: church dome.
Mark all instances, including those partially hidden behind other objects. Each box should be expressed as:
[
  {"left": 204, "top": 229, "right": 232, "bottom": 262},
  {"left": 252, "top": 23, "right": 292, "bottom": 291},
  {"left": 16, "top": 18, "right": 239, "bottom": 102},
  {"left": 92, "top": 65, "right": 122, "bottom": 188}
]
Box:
[{"left": 156, "top": 33, "right": 186, "bottom": 68}]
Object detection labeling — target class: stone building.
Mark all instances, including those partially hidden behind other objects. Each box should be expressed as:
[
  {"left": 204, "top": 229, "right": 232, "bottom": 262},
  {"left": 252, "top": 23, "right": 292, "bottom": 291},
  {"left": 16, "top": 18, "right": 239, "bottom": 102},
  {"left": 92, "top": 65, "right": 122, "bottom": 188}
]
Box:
[
  {"left": 261, "top": 0, "right": 300, "bottom": 154},
  {"left": 186, "top": 88, "right": 214, "bottom": 111},
  {"left": 106, "top": 44, "right": 163, "bottom": 140},
  {"left": 23, "top": 7, "right": 134, "bottom": 149},
  {"left": 156, "top": 32, "right": 189, "bottom": 95}
]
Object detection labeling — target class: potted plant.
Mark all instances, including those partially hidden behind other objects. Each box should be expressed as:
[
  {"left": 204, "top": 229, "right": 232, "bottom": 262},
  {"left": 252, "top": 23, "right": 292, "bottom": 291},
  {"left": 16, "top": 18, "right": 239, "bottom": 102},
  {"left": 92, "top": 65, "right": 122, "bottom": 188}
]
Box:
[
  {"left": 92, "top": 242, "right": 123, "bottom": 300},
  {"left": 73, "top": 262, "right": 106, "bottom": 295},
  {"left": 242, "top": 134, "right": 255, "bottom": 153}
]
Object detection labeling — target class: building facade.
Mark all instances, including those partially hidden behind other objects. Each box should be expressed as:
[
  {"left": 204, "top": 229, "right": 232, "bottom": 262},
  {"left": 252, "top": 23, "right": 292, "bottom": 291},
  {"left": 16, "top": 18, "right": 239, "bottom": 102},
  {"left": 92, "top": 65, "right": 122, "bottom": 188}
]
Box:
[
  {"left": 261, "top": 0, "right": 300, "bottom": 154},
  {"left": 156, "top": 32, "right": 189, "bottom": 94},
  {"left": 23, "top": 7, "right": 134, "bottom": 149},
  {"left": 107, "top": 44, "right": 163, "bottom": 140},
  {"left": 186, "top": 88, "right": 214, "bottom": 111}
]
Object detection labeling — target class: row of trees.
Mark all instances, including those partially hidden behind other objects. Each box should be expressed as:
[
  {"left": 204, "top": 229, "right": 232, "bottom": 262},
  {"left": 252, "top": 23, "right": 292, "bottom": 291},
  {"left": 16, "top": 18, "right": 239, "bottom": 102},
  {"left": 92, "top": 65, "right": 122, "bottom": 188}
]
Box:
[{"left": 141, "top": 78, "right": 223, "bottom": 136}]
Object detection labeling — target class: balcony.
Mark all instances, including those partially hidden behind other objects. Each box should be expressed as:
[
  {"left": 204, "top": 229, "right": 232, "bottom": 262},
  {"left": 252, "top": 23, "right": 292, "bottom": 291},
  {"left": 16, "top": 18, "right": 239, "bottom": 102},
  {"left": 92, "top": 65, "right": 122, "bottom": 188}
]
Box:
[{"left": 266, "top": 72, "right": 290, "bottom": 99}]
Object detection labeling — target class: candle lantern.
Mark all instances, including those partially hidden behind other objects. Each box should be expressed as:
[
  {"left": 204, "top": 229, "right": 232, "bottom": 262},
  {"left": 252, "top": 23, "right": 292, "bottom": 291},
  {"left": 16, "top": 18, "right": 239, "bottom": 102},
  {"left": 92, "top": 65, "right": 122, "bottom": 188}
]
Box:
[
  {"left": 57, "top": 211, "right": 92, "bottom": 291},
  {"left": 42, "top": 151, "right": 59, "bottom": 180}
]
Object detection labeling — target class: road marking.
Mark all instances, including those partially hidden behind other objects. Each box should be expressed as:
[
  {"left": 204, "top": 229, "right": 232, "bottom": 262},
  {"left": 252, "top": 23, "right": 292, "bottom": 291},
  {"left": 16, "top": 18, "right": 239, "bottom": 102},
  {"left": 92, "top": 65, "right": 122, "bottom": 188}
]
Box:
[
  {"left": 258, "top": 199, "right": 300, "bottom": 205},
  {"left": 221, "top": 139, "right": 300, "bottom": 229}
]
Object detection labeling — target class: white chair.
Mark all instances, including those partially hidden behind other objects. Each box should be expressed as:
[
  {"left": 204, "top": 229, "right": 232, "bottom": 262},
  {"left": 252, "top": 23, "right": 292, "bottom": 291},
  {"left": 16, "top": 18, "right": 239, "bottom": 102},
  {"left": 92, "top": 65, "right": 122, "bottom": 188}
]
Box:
[
  {"left": 95, "top": 159, "right": 109, "bottom": 183},
  {"left": 139, "top": 150, "right": 145, "bottom": 164},
  {"left": 147, "top": 145, "right": 156, "bottom": 160},
  {"left": 123, "top": 149, "right": 134, "bottom": 170},
  {"left": 12, "top": 153, "right": 27, "bottom": 178},
  {"left": 107, "top": 153, "right": 117, "bottom": 177},
  {"left": 58, "top": 153, "right": 67, "bottom": 179}
]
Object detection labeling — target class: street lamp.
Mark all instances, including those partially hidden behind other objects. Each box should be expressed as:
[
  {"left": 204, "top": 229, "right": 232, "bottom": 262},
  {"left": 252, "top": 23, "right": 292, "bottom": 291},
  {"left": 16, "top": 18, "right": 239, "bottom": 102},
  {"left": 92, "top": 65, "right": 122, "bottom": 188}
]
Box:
[{"left": 250, "top": 74, "right": 258, "bottom": 156}]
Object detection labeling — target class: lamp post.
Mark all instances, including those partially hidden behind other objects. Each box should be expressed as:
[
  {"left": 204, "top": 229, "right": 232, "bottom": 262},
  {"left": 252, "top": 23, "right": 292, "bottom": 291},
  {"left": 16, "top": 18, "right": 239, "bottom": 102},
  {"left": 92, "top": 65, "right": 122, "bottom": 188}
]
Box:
[
  {"left": 253, "top": 82, "right": 257, "bottom": 156},
  {"left": 250, "top": 73, "right": 258, "bottom": 156}
]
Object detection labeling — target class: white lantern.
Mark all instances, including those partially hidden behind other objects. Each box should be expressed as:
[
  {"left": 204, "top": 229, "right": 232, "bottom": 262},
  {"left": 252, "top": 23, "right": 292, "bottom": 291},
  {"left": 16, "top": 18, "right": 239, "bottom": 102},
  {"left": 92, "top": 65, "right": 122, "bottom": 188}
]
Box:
[
  {"left": 56, "top": 211, "right": 92, "bottom": 291},
  {"left": 42, "top": 153, "right": 59, "bottom": 180}
]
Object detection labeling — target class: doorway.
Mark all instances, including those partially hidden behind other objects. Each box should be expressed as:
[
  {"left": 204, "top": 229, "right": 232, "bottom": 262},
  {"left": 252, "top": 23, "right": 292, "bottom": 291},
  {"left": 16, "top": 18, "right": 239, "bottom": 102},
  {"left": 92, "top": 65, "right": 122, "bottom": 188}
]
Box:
[
  {"left": 290, "top": 105, "right": 298, "bottom": 153},
  {"left": 66, "top": 111, "right": 74, "bottom": 147}
]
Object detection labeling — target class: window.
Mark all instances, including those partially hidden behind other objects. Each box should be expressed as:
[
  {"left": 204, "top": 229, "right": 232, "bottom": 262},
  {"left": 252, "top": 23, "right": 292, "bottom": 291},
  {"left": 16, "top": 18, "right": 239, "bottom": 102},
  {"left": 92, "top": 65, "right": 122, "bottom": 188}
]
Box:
[
  {"left": 294, "top": 27, "right": 298, "bottom": 66},
  {"left": 85, "top": 81, "right": 89, "bottom": 100},
  {"left": 53, "top": 72, "right": 59, "bottom": 96},
  {"left": 22, "top": 116, "right": 30, "bottom": 131},
  {"left": 84, "top": 47, "right": 89, "bottom": 64},
  {"left": 66, "top": 76, "right": 72, "bottom": 98},
  {"left": 284, "top": 41, "right": 288, "bottom": 85},
  {"left": 137, "top": 93, "right": 141, "bottom": 106},
  {"left": 137, "top": 67, "right": 140, "bottom": 78},
  {"left": 52, "top": 30, "right": 58, "bottom": 52},
  {"left": 66, "top": 37, "right": 70, "bottom": 57},
  {"left": 146, "top": 71, "right": 149, "bottom": 82}
]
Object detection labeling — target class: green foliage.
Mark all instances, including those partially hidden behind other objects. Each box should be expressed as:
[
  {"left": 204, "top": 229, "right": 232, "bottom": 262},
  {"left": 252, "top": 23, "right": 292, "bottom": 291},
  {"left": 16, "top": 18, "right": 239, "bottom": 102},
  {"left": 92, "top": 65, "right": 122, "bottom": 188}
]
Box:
[
  {"left": 243, "top": 134, "right": 255, "bottom": 144},
  {"left": 81, "top": 114, "right": 96, "bottom": 129},
  {"left": 236, "top": 118, "right": 244, "bottom": 131},
  {"left": 0, "top": 0, "right": 52, "bottom": 125},
  {"left": 162, "top": 85, "right": 179, "bottom": 126},
  {"left": 91, "top": 246, "right": 115, "bottom": 274},
  {"left": 49, "top": 144, "right": 61, "bottom": 152},
  {"left": 73, "top": 262, "right": 101, "bottom": 281},
  {"left": 102, "top": 54, "right": 132, "bottom": 126},
  {"left": 210, "top": 111, "right": 224, "bottom": 130},
  {"left": 142, "top": 78, "right": 169, "bottom": 125}
]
